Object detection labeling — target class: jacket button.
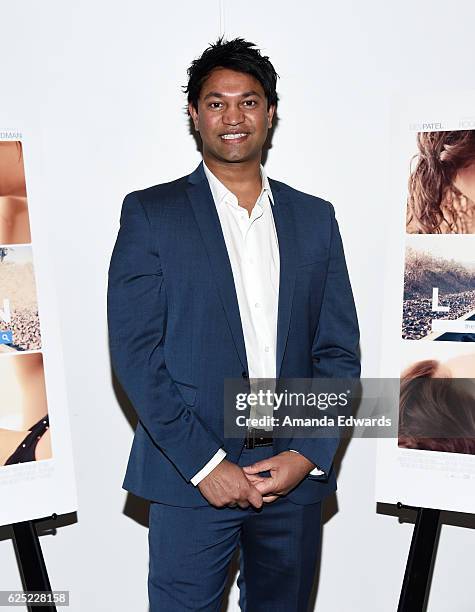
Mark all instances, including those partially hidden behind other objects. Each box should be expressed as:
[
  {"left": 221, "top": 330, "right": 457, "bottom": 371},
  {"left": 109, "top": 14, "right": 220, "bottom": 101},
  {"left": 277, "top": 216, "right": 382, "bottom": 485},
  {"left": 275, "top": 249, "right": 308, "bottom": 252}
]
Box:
[{"left": 241, "top": 371, "right": 249, "bottom": 379}]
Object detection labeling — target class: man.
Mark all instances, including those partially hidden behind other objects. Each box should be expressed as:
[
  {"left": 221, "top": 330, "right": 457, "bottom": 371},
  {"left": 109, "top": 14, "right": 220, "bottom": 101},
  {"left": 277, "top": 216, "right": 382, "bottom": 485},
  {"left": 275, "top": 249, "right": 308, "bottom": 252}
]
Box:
[{"left": 108, "top": 37, "right": 360, "bottom": 611}]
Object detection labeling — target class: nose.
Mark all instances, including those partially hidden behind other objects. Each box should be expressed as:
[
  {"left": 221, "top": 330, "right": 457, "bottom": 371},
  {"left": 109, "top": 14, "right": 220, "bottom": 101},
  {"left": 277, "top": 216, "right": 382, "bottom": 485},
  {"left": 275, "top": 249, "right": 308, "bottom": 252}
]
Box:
[{"left": 222, "top": 103, "right": 245, "bottom": 126}]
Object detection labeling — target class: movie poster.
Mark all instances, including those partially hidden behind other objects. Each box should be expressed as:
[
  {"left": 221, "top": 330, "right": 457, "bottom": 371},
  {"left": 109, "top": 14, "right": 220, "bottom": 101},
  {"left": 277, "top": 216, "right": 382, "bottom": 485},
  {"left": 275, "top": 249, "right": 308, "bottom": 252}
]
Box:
[
  {"left": 376, "top": 95, "right": 475, "bottom": 514},
  {"left": 0, "top": 132, "right": 76, "bottom": 526}
]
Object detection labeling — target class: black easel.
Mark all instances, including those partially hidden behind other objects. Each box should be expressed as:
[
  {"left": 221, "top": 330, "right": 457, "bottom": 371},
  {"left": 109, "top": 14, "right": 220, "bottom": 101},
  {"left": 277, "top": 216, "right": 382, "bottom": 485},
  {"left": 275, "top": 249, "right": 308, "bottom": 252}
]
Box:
[
  {"left": 397, "top": 503, "right": 441, "bottom": 612},
  {"left": 11, "top": 513, "right": 58, "bottom": 612}
]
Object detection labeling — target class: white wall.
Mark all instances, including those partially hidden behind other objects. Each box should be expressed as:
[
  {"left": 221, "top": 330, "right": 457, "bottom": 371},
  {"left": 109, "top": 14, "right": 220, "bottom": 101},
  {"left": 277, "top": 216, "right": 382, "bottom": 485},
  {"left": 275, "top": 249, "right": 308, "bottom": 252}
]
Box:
[{"left": 1, "top": 1, "right": 474, "bottom": 610}]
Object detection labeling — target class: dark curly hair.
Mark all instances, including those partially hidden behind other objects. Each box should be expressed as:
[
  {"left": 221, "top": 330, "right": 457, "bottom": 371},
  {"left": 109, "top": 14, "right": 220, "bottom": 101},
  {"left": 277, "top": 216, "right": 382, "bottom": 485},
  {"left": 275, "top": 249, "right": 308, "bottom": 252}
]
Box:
[
  {"left": 406, "top": 130, "right": 475, "bottom": 233},
  {"left": 183, "top": 36, "right": 279, "bottom": 113}
]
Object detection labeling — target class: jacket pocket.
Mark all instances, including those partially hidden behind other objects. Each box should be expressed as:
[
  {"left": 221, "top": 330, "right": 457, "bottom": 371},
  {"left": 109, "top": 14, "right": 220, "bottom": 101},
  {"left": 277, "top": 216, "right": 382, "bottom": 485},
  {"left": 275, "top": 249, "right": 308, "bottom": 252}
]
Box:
[{"left": 297, "top": 257, "right": 327, "bottom": 269}]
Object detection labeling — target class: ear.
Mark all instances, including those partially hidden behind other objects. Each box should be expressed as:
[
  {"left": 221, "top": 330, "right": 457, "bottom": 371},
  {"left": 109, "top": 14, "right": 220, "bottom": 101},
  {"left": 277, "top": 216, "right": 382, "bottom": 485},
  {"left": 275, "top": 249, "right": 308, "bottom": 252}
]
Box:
[
  {"left": 267, "top": 104, "right": 276, "bottom": 129},
  {"left": 188, "top": 102, "right": 199, "bottom": 131}
]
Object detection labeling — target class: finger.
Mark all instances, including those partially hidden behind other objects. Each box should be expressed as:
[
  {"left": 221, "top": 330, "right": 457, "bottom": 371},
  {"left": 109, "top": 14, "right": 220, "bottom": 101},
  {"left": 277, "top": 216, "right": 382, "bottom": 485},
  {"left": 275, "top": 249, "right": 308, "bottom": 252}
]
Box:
[
  {"left": 244, "top": 474, "right": 267, "bottom": 485},
  {"left": 237, "top": 500, "right": 250, "bottom": 509},
  {"left": 247, "top": 487, "right": 263, "bottom": 509},
  {"left": 262, "top": 495, "right": 279, "bottom": 503},
  {"left": 254, "top": 479, "right": 277, "bottom": 496},
  {"left": 242, "top": 460, "right": 273, "bottom": 474}
]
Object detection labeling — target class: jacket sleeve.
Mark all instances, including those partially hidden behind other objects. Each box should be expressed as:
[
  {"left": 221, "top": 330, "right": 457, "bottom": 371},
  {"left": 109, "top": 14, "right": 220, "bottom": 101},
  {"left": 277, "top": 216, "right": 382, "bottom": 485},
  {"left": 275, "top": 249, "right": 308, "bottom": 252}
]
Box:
[
  {"left": 107, "top": 192, "right": 223, "bottom": 482},
  {"left": 289, "top": 201, "right": 361, "bottom": 478}
]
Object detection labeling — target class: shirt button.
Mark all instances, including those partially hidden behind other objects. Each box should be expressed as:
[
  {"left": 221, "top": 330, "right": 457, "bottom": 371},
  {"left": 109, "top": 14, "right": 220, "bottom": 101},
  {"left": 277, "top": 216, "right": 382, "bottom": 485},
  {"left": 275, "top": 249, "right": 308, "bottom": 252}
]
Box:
[
  {"left": 264, "top": 346, "right": 270, "bottom": 352},
  {"left": 254, "top": 302, "right": 260, "bottom": 308}
]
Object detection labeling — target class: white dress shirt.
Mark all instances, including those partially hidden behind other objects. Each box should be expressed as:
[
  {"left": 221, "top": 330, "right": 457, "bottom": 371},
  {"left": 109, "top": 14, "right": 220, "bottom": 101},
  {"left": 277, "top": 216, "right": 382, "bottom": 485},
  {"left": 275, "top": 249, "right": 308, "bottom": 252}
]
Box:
[{"left": 190, "top": 162, "right": 323, "bottom": 485}]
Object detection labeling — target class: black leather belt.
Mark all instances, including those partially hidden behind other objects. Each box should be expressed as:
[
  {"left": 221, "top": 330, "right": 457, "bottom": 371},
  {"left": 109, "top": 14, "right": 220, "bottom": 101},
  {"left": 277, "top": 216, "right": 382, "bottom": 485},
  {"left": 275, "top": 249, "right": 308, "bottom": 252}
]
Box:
[{"left": 245, "top": 428, "right": 273, "bottom": 449}]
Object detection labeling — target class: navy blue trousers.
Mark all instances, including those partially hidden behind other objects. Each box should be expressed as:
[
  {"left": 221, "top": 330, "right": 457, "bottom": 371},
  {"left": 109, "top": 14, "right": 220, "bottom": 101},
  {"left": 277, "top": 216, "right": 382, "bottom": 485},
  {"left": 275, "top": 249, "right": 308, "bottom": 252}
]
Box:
[{"left": 148, "top": 446, "right": 322, "bottom": 611}]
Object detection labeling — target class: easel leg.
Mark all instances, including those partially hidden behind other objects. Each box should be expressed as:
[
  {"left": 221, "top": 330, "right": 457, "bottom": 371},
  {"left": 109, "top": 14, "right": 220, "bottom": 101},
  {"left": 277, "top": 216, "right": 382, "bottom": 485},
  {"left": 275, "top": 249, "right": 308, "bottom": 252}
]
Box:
[
  {"left": 11, "top": 519, "right": 56, "bottom": 612},
  {"left": 397, "top": 506, "right": 441, "bottom": 612}
]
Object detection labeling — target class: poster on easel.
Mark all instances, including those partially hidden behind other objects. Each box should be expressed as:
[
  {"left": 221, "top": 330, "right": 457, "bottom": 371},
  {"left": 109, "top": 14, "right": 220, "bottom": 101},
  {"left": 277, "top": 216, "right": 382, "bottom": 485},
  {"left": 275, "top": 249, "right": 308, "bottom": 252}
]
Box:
[
  {"left": 0, "top": 130, "right": 77, "bottom": 526},
  {"left": 376, "top": 95, "right": 475, "bottom": 514}
]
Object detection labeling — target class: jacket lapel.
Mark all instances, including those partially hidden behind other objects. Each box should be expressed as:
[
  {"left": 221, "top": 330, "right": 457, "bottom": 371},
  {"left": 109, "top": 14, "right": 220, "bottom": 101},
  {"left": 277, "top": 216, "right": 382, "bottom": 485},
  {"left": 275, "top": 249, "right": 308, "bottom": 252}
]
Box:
[
  {"left": 269, "top": 179, "right": 298, "bottom": 379},
  {"left": 185, "top": 163, "right": 298, "bottom": 380},
  {"left": 186, "top": 162, "right": 248, "bottom": 373}
]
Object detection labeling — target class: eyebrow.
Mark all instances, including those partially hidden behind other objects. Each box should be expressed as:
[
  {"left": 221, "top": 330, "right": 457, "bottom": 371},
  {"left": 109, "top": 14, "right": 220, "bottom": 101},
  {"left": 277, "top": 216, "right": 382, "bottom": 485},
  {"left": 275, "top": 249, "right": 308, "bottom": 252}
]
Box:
[{"left": 203, "top": 90, "right": 263, "bottom": 101}]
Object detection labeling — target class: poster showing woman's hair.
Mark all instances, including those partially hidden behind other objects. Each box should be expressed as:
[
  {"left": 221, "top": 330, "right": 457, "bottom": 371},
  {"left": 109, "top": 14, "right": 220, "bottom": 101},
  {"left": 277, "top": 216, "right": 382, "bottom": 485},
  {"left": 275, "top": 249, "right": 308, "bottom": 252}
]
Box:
[
  {"left": 402, "top": 235, "right": 475, "bottom": 341},
  {"left": 0, "top": 131, "right": 76, "bottom": 528},
  {"left": 0, "top": 246, "right": 41, "bottom": 351},
  {"left": 398, "top": 346, "right": 475, "bottom": 456},
  {"left": 406, "top": 130, "right": 475, "bottom": 234},
  {"left": 0, "top": 352, "right": 51, "bottom": 467}
]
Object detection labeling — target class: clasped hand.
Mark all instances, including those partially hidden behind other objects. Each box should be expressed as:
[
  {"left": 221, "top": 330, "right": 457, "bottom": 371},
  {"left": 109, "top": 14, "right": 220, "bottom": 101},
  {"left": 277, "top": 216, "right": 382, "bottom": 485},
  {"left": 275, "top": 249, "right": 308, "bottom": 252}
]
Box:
[{"left": 198, "top": 452, "right": 315, "bottom": 508}]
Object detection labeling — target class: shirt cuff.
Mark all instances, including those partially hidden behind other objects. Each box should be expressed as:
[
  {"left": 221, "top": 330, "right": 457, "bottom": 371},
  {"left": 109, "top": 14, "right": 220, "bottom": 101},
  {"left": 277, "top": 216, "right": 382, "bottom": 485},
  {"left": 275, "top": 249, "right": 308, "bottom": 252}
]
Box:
[
  {"left": 288, "top": 449, "right": 325, "bottom": 476},
  {"left": 190, "top": 448, "right": 227, "bottom": 486}
]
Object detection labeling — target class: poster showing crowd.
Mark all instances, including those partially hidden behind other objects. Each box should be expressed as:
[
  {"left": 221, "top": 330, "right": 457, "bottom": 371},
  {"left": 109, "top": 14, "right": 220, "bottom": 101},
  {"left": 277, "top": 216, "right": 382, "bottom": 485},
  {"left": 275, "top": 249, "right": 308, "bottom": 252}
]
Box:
[
  {"left": 376, "top": 94, "right": 475, "bottom": 514},
  {"left": 0, "top": 132, "right": 76, "bottom": 526}
]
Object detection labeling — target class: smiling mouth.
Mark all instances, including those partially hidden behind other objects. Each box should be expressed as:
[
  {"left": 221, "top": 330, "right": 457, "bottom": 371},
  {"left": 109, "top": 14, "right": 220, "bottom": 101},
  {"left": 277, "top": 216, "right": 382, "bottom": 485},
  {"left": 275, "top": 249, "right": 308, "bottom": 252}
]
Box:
[{"left": 220, "top": 133, "right": 249, "bottom": 141}]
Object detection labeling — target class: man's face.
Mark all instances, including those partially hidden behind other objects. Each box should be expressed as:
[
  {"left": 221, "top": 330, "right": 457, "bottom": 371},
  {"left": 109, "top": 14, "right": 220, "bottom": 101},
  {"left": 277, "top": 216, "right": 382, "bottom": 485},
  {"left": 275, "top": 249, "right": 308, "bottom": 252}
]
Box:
[{"left": 188, "top": 67, "right": 275, "bottom": 164}]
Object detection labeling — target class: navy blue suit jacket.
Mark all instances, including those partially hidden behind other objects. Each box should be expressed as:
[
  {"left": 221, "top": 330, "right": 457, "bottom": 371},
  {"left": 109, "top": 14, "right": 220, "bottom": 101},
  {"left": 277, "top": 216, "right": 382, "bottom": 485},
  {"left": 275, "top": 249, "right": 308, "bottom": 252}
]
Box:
[{"left": 107, "top": 161, "right": 360, "bottom": 506}]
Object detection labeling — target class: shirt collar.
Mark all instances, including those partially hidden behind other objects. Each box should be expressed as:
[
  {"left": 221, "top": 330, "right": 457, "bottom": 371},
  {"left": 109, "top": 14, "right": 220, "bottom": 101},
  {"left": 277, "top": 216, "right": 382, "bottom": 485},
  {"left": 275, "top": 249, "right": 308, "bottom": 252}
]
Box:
[{"left": 203, "top": 161, "right": 274, "bottom": 209}]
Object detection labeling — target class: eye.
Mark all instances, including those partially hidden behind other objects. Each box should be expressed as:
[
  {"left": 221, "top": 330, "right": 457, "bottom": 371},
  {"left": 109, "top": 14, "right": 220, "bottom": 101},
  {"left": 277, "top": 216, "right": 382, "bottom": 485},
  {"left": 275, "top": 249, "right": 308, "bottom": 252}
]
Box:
[
  {"left": 243, "top": 99, "right": 258, "bottom": 107},
  {"left": 209, "top": 101, "right": 223, "bottom": 109}
]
